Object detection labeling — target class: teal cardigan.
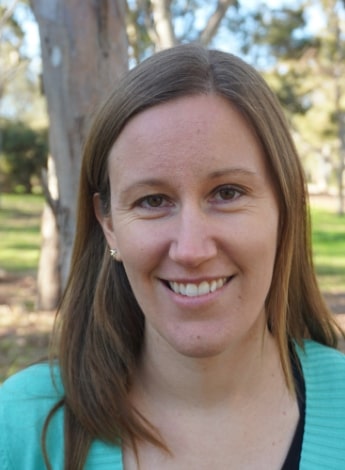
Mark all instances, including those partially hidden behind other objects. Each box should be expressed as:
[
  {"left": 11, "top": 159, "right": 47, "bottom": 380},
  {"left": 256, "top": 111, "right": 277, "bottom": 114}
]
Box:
[{"left": 1, "top": 340, "right": 345, "bottom": 469}]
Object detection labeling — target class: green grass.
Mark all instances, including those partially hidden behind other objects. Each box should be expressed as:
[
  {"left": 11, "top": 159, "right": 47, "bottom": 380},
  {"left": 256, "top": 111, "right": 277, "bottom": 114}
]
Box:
[
  {"left": 310, "top": 206, "right": 345, "bottom": 293},
  {"left": 0, "top": 193, "right": 44, "bottom": 274},
  {"left": 0, "top": 193, "right": 344, "bottom": 293}
]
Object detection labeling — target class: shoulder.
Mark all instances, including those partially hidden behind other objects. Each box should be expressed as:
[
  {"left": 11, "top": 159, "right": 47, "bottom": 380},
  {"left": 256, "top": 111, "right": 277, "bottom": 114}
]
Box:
[
  {"left": 296, "top": 340, "right": 345, "bottom": 469},
  {"left": 0, "top": 363, "right": 64, "bottom": 470},
  {"left": 1, "top": 362, "right": 63, "bottom": 398},
  {"left": 296, "top": 339, "right": 345, "bottom": 380},
  {"left": 0, "top": 362, "right": 64, "bottom": 417},
  {"left": 296, "top": 339, "right": 345, "bottom": 396},
  {"left": 0, "top": 365, "right": 123, "bottom": 469}
]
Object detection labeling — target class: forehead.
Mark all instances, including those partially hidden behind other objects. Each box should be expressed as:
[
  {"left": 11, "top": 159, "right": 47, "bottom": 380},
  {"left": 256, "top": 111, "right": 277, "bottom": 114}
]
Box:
[{"left": 108, "top": 94, "right": 267, "bottom": 179}]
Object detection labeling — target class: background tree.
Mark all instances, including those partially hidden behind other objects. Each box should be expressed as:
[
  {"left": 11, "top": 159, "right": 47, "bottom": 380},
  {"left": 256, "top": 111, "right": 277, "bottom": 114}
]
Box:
[
  {"left": 126, "top": 0, "right": 237, "bottom": 64},
  {"left": 228, "top": 0, "right": 345, "bottom": 214},
  {"left": 319, "top": 0, "right": 345, "bottom": 214},
  {"left": 0, "top": 0, "right": 46, "bottom": 122},
  {"left": 0, "top": 0, "right": 25, "bottom": 104},
  {"left": 30, "top": 0, "right": 128, "bottom": 309}
]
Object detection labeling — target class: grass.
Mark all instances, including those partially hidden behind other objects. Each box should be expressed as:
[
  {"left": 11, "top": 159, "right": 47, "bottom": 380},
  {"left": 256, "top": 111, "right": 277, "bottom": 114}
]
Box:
[
  {"left": 0, "top": 193, "right": 43, "bottom": 274},
  {"left": 0, "top": 193, "right": 344, "bottom": 292},
  {"left": 310, "top": 206, "right": 345, "bottom": 293}
]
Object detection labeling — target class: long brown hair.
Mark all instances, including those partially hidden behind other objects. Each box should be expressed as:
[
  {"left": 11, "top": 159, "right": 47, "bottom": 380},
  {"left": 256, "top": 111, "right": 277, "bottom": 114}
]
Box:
[{"left": 44, "top": 43, "right": 342, "bottom": 469}]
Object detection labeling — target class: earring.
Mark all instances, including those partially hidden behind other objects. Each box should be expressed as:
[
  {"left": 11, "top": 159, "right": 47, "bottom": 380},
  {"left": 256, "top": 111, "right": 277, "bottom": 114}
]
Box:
[{"left": 109, "top": 248, "right": 118, "bottom": 260}]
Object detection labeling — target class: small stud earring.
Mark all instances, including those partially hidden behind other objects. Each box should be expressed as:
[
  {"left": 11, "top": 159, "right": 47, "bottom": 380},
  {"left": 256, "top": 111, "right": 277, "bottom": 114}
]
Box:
[{"left": 109, "top": 248, "right": 118, "bottom": 260}]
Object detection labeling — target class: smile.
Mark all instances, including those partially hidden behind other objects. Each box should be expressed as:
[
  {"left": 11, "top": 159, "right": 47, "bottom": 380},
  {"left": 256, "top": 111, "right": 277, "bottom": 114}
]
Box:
[{"left": 167, "top": 277, "right": 230, "bottom": 297}]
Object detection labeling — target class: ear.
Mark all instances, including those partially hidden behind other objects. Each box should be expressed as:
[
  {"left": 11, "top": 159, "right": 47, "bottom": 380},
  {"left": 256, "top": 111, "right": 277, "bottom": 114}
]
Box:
[{"left": 93, "top": 193, "right": 120, "bottom": 257}]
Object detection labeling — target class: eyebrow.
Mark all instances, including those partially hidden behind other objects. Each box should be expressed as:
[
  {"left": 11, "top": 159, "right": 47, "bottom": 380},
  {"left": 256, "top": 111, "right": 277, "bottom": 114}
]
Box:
[
  {"left": 118, "top": 180, "right": 168, "bottom": 201},
  {"left": 119, "top": 167, "right": 259, "bottom": 198},
  {"left": 208, "top": 168, "right": 259, "bottom": 179}
]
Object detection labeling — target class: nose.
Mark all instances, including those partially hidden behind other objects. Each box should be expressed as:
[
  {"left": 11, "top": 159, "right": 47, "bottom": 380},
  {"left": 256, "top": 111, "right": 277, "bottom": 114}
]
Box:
[{"left": 168, "top": 205, "right": 217, "bottom": 267}]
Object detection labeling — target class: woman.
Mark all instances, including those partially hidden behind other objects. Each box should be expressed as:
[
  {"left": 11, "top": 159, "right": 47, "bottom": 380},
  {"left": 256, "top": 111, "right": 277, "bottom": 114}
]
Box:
[{"left": 1, "top": 44, "right": 345, "bottom": 470}]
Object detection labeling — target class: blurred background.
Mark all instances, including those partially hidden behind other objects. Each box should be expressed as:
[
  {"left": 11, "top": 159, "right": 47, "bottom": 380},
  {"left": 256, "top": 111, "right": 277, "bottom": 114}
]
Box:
[{"left": 0, "top": 0, "right": 344, "bottom": 382}]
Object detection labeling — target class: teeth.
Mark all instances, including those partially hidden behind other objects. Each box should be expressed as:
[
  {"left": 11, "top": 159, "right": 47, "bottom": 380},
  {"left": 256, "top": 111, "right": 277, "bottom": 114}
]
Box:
[
  {"left": 198, "top": 281, "right": 210, "bottom": 295},
  {"left": 168, "top": 278, "right": 228, "bottom": 297},
  {"left": 185, "top": 284, "right": 198, "bottom": 297},
  {"left": 211, "top": 280, "right": 217, "bottom": 292}
]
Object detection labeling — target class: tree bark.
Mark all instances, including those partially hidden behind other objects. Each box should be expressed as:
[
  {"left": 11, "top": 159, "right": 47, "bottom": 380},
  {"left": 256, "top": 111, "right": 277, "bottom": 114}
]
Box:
[
  {"left": 36, "top": 155, "right": 60, "bottom": 310},
  {"left": 31, "top": 0, "right": 128, "bottom": 307},
  {"left": 37, "top": 204, "right": 60, "bottom": 310}
]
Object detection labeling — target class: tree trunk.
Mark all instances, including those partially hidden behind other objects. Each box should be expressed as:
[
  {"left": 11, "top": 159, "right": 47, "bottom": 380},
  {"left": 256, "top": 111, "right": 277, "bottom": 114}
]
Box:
[
  {"left": 30, "top": 0, "right": 128, "bottom": 308},
  {"left": 36, "top": 155, "right": 60, "bottom": 310},
  {"left": 337, "top": 110, "right": 345, "bottom": 216},
  {"left": 37, "top": 203, "right": 60, "bottom": 310}
]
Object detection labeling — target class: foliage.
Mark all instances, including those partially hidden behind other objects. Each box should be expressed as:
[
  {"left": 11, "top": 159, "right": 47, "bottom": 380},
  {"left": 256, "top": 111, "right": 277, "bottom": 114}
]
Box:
[
  {"left": 0, "top": 0, "right": 47, "bottom": 124},
  {"left": 0, "top": 3, "right": 25, "bottom": 46},
  {"left": 228, "top": 3, "right": 314, "bottom": 61},
  {"left": 170, "top": 0, "right": 238, "bottom": 44},
  {"left": 0, "top": 2, "right": 26, "bottom": 101},
  {"left": 0, "top": 119, "right": 48, "bottom": 193},
  {"left": 227, "top": 0, "right": 345, "bottom": 211},
  {"left": 126, "top": 0, "right": 238, "bottom": 63}
]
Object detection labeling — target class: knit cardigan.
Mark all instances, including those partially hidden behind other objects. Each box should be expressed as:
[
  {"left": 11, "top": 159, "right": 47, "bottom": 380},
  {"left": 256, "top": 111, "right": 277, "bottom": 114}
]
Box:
[{"left": 0, "top": 340, "right": 344, "bottom": 469}]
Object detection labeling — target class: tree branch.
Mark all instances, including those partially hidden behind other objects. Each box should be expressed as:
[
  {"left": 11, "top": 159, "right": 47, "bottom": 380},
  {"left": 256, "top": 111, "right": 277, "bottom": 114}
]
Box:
[
  {"left": 151, "top": 0, "right": 176, "bottom": 49},
  {"left": 199, "top": 0, "right": 237, "bottom": 46},
  {"left": 0, "top": 0, "right": 19, "bottom": 30}
]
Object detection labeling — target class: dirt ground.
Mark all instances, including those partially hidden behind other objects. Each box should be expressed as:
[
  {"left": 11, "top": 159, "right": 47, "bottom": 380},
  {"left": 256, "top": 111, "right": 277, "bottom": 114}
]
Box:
[{"left": 0, "top": 273, "right": 55, "bottom": 381}]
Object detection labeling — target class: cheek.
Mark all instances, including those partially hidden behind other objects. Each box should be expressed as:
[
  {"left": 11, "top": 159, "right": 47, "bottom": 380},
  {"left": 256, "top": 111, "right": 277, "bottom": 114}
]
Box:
[
  {"left": 116, "top": 216, "right": 164, "bottom": 242},
  {"left": 115, "top": 225, "right": 167, "bottom": 275}
]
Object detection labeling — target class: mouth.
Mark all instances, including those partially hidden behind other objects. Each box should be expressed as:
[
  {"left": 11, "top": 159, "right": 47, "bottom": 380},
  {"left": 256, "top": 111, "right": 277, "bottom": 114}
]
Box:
[{"left": 164, "top": 277, "right": 232, "bottom": 298}]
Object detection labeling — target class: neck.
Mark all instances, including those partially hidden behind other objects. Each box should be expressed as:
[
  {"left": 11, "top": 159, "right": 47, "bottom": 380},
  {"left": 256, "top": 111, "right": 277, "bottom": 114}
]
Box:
[{"left": 132, "top": 325, "right": 283, "bottom": 411}]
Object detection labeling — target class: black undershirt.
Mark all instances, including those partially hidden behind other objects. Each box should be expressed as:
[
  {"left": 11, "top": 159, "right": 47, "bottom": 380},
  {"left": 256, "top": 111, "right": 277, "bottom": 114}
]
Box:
[{"left": 280, "top": 348, "right": 306, "bottom": 470}]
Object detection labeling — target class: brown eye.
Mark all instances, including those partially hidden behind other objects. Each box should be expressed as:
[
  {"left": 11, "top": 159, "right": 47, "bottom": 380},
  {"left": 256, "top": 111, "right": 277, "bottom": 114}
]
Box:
[
  {"left": 146, "top": 195, "right": 164, "bottom": 207},
  {"left": 219, "top": 187, "right": 238, "bottom": 200},
  {"left": 213, "top": 185, "right": 242, "bottom": 202},
  {"left": 138, "top": 194, "right": 169, "bottom": 209}
]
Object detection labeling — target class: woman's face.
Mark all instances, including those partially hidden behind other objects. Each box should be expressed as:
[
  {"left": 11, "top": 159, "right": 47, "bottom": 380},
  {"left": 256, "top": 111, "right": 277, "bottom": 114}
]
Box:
[{"left": 97, "top": 94, "right": 279, "bottom": 359}]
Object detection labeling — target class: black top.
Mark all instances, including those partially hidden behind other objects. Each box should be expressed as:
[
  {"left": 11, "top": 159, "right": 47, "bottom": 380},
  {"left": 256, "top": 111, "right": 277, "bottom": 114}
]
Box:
[{"left": 280, "top": 348, "right": 306, "bottom": 470}]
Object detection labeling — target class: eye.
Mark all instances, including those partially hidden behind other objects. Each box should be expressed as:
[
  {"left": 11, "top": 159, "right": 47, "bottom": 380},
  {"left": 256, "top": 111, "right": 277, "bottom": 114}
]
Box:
[
  {"left": 212, "top": 185, "right": 243, "bottom": 202},
  {"left": 137, "top": 194, "right": 171, "bottom": 209}
]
